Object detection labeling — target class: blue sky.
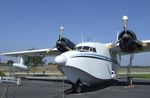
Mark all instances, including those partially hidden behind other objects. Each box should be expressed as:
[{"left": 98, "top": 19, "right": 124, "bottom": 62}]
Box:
[{"left": 0, "top": 0, "right": 150, "bottom": 65}]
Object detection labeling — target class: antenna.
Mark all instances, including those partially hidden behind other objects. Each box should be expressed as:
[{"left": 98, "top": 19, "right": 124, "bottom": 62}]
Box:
[
  {"left": 58, "top": 26, "right": 64, "bottom": 40},
  {"left": 116, "top": 31, "right": 119, "bottom": 41},
  {"left": 0, "top": 54, "right": 1, "bottom": 64},
  {"left": 81, "top": 32, "right": 84, "bottom": 43}
]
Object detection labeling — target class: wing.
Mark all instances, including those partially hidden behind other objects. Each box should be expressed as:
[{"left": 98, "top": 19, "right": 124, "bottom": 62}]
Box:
[
  {"left": 0, "top": 48, "right": 61, "bottom": 70},
  {"left": 1, "top": 48, "right": 61, "bottom": 57},
  {"left": 108, "top": 40, "right": 150, "bottom": 55}
]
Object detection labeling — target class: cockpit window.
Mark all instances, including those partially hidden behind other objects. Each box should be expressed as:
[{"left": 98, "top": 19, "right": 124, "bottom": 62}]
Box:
[
  {"left": 75, "top": 46, "right": 96, "bottom": 52},
  {"left": 77, "top": 46, "right": 82, "bottom": 50},
  {"left": 82, "top": 46, "right": 90, "bottom": 50}
]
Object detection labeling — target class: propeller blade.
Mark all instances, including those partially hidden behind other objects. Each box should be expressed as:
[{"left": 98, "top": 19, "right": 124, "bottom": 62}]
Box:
[
  {"left": 58, "top": 26, "right": 64, "bottom": 40},
  {"left": 108, "top": 16, "right": 129, "bottom": 49},
  {"left": 122, "top": 16, "right": 128, "bottom": 33},
  {"left": 108, "top": 37, "right": 123, "bottom": 49}
]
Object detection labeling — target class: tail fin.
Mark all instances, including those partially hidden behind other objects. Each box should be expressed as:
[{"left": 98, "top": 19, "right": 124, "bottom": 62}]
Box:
[{"left": 19, "top": 57, "right": 24, "bottom": 65}]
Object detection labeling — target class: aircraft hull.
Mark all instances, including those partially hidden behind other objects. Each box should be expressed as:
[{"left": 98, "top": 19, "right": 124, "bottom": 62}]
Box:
[
  {"left": 61, "top": 65, "right": 110, "bottom": 85},
  {"left": 58, "top": 51, "right": 113, "bottom": 85}
]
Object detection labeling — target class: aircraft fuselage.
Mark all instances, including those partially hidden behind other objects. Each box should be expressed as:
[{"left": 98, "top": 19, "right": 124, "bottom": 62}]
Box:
[{"left": 55, "top": 42, "right": 116, "bottom": 85}]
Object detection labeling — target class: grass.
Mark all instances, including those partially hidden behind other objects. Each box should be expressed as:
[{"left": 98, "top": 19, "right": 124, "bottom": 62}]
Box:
[
  {"left": 119, "top": 74, "right": 150, "bottom": 79},
  {"left": 119, "top": 67, "right": 150, "bottom": 73},
  {"left": 0, "top": 65, "right": 150, "bottom": 79},
  {"left": 0, "top": 70, "right": 5, "bottom": 76}
]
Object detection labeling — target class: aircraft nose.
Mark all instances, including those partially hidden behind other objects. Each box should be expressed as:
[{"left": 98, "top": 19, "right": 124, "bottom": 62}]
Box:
[{"left": 55, "top": 55, "right": 67, "bottom": 65}]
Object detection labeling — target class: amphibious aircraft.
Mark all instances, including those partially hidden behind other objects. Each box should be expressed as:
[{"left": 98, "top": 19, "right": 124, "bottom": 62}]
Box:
[{"left": 1, "top": 16, "right": 150, "bottom": 93}]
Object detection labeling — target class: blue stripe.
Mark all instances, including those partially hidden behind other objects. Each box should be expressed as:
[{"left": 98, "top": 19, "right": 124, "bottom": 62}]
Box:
[{"left": 71, "top": 53, "right": 114, "bottom": 63}]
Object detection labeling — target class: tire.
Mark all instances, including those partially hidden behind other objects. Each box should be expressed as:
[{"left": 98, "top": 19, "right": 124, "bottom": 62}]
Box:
[{"left": 75, "top": 85, "right": 82, "bottom": 94}]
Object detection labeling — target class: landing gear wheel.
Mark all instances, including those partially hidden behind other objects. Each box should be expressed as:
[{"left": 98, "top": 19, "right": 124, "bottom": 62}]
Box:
[
  {"left": 75, "top": 85, "right": 82, "bottom": 94},
  {"left": 74, "top": 79, "right": 83, "bottom": 93}
]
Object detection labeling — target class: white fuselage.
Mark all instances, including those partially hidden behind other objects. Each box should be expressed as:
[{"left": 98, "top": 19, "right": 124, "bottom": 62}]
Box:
[{"left": 55, "top": 42, "right": 116, "bottom": 85}]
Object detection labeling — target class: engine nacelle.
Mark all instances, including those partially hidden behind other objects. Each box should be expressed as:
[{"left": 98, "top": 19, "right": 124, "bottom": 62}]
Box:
[
  {"left": 13, "top": 63, "right": 28, "bottom": 70},
  {"left": 118, "top": 30, "right": 141, "bottom": 52},
  {"left": 56, "top": 37, "right": 76, "bottom": 53}
]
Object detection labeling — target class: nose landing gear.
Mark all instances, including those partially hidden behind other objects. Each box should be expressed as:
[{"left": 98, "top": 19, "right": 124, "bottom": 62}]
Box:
[{"left": 64, "top": 79, "right": 83, "bottom": 94}]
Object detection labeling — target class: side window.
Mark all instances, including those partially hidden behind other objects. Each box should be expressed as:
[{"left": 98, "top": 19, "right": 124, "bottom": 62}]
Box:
[
  {"left": 90, "top": 47, "right": 96, "bottom": 52},
  {"left": 93, "top": 48, "right": 96, "bottom": 52},
  {"left": 90, "top": 47, "right": 93, "bottom": 51}
]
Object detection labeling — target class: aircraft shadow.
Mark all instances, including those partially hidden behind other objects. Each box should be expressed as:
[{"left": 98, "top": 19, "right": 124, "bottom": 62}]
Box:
[
  {"left": 64, "top": 79, "right": 150, "bottom": 94},
  {"left": 64, "top": 80, "right": 117, "bottom": 94},
  {"left": 24, "top": 77, "right": 150, "bottom": 95}
]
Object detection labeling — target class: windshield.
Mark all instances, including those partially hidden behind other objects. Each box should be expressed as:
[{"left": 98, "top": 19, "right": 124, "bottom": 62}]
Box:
[{"left": 75, "top": 46, "right": 96, "bottom": 52}]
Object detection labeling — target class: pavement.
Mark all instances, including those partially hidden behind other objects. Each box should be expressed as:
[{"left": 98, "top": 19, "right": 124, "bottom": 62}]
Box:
[{"left": 0, "top": 78, "right": 150, "bottom": 98}]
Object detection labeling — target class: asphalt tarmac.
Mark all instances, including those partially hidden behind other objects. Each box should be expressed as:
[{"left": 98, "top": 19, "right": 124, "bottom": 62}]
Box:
[{"left": 0, "top": 78, "right": 150, "bottom": 98}]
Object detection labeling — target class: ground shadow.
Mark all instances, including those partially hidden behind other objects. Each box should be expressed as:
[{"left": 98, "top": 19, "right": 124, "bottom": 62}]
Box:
[
  {"left": 64, "top": 78, "right": 150, "bottom": 95},
  {"left": 64, "top": 79, "right": 117, "bottom": 94}
]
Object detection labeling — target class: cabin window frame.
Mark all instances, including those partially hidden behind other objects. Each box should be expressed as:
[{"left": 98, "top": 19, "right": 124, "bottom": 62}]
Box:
[{"left": 75, "top": 46, "right": 97, "bottom": 52}]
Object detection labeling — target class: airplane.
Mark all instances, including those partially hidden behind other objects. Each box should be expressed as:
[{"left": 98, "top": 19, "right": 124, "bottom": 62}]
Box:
[{"left": 1, "top": 16, "right": 150, "bottom": 93}]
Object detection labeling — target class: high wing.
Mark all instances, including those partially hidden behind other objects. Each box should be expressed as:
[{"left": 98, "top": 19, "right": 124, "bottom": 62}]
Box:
[
  {"left": 0, "top": 48, "right": 61, "bottom": 70},
  {"left": 108, "top": 40, "right": 150, "bottom": 55},
  {"left": 0, "top": 25, "right": 76, "bottom": 70},
  {"left": 1, "top": 48, "right": 61, "bottom": 57}
]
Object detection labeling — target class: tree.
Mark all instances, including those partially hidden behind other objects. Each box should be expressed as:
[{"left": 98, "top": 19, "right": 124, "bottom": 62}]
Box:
[
  {"left": 24, "top": 48, "right": 46, "bottom": 73},
  {"left": 0, "top": 70, "right": 5, "bottom": 76},
  {"left": 25, "top": 56, "right": 45, "bottom": 67},
  {"left": 7, "top": 60, "right": 14, "bottom": 66}
]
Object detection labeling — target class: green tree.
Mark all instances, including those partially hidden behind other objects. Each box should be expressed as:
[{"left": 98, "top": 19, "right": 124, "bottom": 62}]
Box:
[
  {"left": 24, "top": 48, "right": 46, "bottom": 73},
  {"left": 25, "top": 56, "right": 45, "bottom": 67},
  {"left": 0, "top": 70, "right": 5, "bottom": 76},
  {"left": 7, "top": 60, "right": 14, "bottom": 65}
]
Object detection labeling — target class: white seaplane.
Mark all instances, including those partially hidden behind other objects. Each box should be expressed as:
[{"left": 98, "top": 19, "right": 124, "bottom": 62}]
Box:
[{"left": 1, "top": 16, "right": 150, "bottom": 93}]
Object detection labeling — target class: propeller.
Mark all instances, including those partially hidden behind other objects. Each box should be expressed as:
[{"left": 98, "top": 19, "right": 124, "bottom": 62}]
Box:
[
  {"left": 108, "top": 16, "right": 147, "bottom": 49},
  {"left": 46, "top": 26, "right": 65, "bottom": 53},
  {"left": 108, "top": 16, "right": 128, "bottom": 48},
  {"left": 117, "top": 16, "right": 129, "bottom": 43},
  {"left": 47, "top": 26, "right": 76, "bottom": 53}
]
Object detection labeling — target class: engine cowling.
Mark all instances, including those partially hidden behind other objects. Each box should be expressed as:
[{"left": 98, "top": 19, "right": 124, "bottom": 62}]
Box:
[
  {"left": 118, "top": 30, "right": 141, "bottom": 52},
  {"left": 56, "top": 37, "right": 76, "bottom": 53}
]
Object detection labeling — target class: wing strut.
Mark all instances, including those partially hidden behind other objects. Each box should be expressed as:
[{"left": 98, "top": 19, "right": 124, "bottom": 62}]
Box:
[{"left": 126, "top": 53, "right": 135, "bottom": 88}]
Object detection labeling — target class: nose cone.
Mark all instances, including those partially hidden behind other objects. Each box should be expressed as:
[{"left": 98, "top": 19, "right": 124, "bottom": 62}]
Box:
[{"left": 55, "top": 55, "right": 67, "bottom": 65}]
